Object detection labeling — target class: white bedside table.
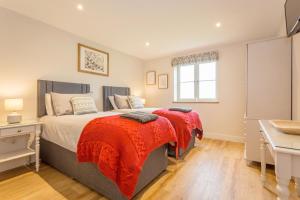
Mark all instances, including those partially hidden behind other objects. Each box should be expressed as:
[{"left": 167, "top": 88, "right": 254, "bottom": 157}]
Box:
[{"left": 0, "top": 120, "right": 42, "bottom": 172}]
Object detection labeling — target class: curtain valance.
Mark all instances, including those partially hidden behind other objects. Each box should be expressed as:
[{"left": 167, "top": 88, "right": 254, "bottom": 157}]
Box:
[{"left": 171, "top": 51, "right": 218, "bottom": 66}]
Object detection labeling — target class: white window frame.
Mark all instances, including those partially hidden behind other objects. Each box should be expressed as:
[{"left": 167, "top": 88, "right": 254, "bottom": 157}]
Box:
[{"left": 173, "top": 62, "right": 219, "bottom": 103}]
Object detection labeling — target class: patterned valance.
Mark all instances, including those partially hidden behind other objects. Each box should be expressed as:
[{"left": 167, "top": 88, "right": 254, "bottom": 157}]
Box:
[{"left": 171, "top": 51, "right": 219, "bottom": 66}]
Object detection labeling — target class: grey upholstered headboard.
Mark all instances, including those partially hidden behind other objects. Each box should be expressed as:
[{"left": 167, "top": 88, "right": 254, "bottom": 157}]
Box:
[
  {"left": 103, "top": 86, "right": 130, "bottom": 111},
  {"left": 37, "top": 80, "right": 90, "bottom": 117}
]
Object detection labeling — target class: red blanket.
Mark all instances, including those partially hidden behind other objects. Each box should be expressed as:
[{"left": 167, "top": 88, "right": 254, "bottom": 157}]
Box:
[
  {"left": 153, "top": 109, "right": 203, "bottom": 151},
  {"left": 77, "top": 115, "right": 177, "bottom": 199}
]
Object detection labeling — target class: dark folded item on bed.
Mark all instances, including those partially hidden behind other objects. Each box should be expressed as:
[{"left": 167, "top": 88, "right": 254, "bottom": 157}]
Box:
[
  {"left": 121, "top": 111, "right": 158, "bottom": 123},
  {"left": 169, "top": 107, "right": 192, "bottom": 113}
]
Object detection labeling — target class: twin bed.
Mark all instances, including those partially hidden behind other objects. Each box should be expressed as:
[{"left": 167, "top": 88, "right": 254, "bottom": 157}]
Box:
[
  {"left": 38, "top": 80, "right": 202, "bottom": 200},
  {"left": 102, "top": 86, "right": 199, "bottom": 158}
]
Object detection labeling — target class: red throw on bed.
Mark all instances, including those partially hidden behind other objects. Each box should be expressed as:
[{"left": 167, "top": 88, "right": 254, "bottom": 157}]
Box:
[
  {"left": 77, "top": 115, "right": 177, "bottom": 199},
  {"left": 153, "top": 109, "right": 203, "bottom": 151}
]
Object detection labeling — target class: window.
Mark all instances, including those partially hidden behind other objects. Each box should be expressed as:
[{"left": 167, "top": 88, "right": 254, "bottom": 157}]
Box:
[{"left": 174, "top": 61, "right": 218, "bottom": 102}]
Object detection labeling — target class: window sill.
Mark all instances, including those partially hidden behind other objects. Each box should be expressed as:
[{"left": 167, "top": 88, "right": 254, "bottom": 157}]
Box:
[{"left": 173, "top": 100, "right": 219, "bottom": 103}]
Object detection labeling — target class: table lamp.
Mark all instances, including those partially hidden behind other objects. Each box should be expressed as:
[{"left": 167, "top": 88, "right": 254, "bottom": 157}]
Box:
[
  {"left": 4, "top": 98, "right": 23, "bottom": 124},
  {"left": 141, "top": 98, "right": 146, "bottom": 105}
]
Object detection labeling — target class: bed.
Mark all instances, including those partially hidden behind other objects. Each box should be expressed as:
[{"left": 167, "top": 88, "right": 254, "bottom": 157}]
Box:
[
  {"left": 38, "top": 80, "right": 170, "bottom": 200},
  {"left": 102, "top": 86, "right": 199, "bottom": 158}
]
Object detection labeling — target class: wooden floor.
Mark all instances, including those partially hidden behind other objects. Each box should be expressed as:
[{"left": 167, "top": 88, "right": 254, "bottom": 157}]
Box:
[{"left": 0, "top": 139, "right": 299, "bottom": 200}]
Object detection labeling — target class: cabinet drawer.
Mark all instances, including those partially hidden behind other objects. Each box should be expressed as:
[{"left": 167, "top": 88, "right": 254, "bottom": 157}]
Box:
[{"left": 0, "top": 126, "right": 35, "bottom": 137}]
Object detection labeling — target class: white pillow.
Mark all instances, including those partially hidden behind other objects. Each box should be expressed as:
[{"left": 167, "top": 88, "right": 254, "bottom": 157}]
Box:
[
  {"left": 108, "top": 96, "right": 118, "bottom": 110},
  {"left": 51, "top": 92, "right": 91, "bottom": 116},
  {"left": 71, "top": 96, "right": 98, "bottom": 115},
  {"left": 114, "top": 95, "right": 130, "bottom": 109},
  {"left": 45, "top": 93, "right": 54, "bottom": 116},
  {"left": 128, "top": 96, "right": 144, "bottom": 109}
]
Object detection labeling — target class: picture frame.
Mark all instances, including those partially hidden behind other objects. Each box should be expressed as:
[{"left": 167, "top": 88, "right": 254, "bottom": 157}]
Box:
[
  {"left": 78, "top": 43, "right": 109, "bottom": 76},
  {"left": 158, "top": 74, "right": 168, "bottom": 89},
  {"left": 146, "top": 71, "right": 156, "bottom": 85}
]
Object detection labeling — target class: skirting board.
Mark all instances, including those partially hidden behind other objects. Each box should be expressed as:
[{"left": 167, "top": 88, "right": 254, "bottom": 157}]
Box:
[{"left": 204, "top": 132, "right": 245, "bottom": 143}]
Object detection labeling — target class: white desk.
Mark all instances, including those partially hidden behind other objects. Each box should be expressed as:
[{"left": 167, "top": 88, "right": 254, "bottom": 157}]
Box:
[{"left": 259, "top": 120, "right": 300, "bottom": 200}]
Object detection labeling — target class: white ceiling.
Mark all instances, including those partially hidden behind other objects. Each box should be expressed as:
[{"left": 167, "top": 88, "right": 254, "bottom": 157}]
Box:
[{"left": 0, "top": 0, "right": 285, "bottom": 60}]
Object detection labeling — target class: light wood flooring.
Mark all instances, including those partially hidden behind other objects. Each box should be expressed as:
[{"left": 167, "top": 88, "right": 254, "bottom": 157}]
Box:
[{"left": 0, "top": 139, "right": 299, "bottom": 200}]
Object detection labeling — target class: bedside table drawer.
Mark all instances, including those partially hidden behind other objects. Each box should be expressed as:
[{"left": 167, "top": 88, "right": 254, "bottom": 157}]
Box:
[{"left": 0, "top": 126, "right": 35, "bottom": 137}]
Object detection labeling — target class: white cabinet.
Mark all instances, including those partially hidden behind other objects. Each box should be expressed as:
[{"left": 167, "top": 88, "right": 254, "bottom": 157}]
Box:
[
  {"left": 246, "top": 37, "right": 291, "bottom": 119},
  {"left": 245, "top": 119, "right": 273, "bottom": 164},
  {"left": 245, "top": 37, "right": 292, "bottom": 164}
]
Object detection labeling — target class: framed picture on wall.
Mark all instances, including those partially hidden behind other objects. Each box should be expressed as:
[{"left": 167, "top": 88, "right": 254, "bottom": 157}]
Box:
[
  {"left": 78, "top": 43, "right": 109, "bottom": 76},
  {"left": 146, "top": 71, "right": 156, "bottom": 85},
  {"left": 158, "top": 74, "right": 168, "bottom": 89}
]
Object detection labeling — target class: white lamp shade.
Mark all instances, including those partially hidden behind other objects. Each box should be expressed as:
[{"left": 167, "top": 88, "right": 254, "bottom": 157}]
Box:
[
  {"left": 141, "top": 98, "right": 146, "bottom": 105},
  {"left": 4, "top": 98, "right": 23, "bottom": 112}
]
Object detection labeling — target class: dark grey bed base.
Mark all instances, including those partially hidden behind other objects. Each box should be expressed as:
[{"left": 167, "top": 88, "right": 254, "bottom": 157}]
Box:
[
  {"left": 168, "top": 130, "right": 196, "bottom": 158},
  {"left": 37, "top": 80, "right": 169, "bottom": 200},
  {"left": 102, "top": 85, "right": 196, "bottom": 158},
  {"left": 41, "top": 139, "right": 167, "bottom": 200}
]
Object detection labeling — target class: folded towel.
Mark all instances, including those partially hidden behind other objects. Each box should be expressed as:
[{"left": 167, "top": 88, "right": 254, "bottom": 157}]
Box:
[
  {"left": 169, "top": 107, "right": 192, "bottom": 113},
  {"left": 120, "top": 111, "right": 158, "bottom": 123}
]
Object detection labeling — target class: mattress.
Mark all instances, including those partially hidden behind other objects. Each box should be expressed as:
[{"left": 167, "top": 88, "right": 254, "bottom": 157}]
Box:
[
  {"left": 113, "top": 107, "right": 160, "bottom": 113},
  {"left": 40, "top": 112, "right": 120, "bottom": 152}
]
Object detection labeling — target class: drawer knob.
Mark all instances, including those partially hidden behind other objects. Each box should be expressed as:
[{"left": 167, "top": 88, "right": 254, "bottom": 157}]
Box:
[{"left": 17, "top": 129, "right": 22, "bottom": 133}]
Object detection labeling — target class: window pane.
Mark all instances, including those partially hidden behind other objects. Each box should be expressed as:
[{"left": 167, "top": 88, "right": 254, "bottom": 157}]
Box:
[
  {"left": 180, "top": 65, "right": 194, "bottom": 82},
  {"left": 180, "top": 82, "right": 194, "bottom": 99},
  {"left": 199, "top": 62, "right": 216, "bottom": 81},
  {"left": 173, "top": 67, "right": 177, "bottom": 100},
  {"left": 199, "top": 81, "right": 216, "bottom": 99}
]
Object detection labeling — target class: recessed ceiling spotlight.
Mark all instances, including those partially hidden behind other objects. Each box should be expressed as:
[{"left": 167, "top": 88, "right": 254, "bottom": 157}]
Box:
[
  {"left": 145, "top": 42, "right": 150, "bottom": 47},
  {"left": 77, "top": 4, "right": 83, "bottom": 11},
  {"left": 216, "top": 22, "right": 222, "bottom": 28}
]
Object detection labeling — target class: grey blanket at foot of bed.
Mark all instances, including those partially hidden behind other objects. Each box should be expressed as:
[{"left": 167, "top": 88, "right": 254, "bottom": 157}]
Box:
[
  {"left": 120, "top": 111, "right": 158, "bottom": 123},
  {"left": 169, "top": 107, "right": 192, "bottom": 113}
]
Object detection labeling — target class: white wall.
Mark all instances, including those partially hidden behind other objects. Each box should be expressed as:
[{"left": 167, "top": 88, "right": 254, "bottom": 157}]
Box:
[
  {"left": 293, "top": 33, "right": 300, "bottom": 120},
  {"left": 277, "top": 9, "right": 287, "bottom": 37},
  {"left": 144, "top": 44, "right": 247, "bottom": 142},
  {"left": 0, "top": 7, "right": 144, "bottom": 122},
  {"left": 0, "top": 7, "right": 144, "bottom": 172}
]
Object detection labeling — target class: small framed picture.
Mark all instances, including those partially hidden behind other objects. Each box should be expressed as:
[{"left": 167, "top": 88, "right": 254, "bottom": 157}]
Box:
[
  {"left": 78, "top": 43, "right": 109, "bottom": 76},
  {"left": 158, "top": 74, "right": 168, "bottom": 89},
  {"left": 146, "top": 71, "right": 156, "bottom": 85}
]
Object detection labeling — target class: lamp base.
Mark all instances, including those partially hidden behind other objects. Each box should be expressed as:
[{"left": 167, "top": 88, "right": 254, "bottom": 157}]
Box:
[{"left": 7, "top": 113, "right": 22, "bottom": 124}]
